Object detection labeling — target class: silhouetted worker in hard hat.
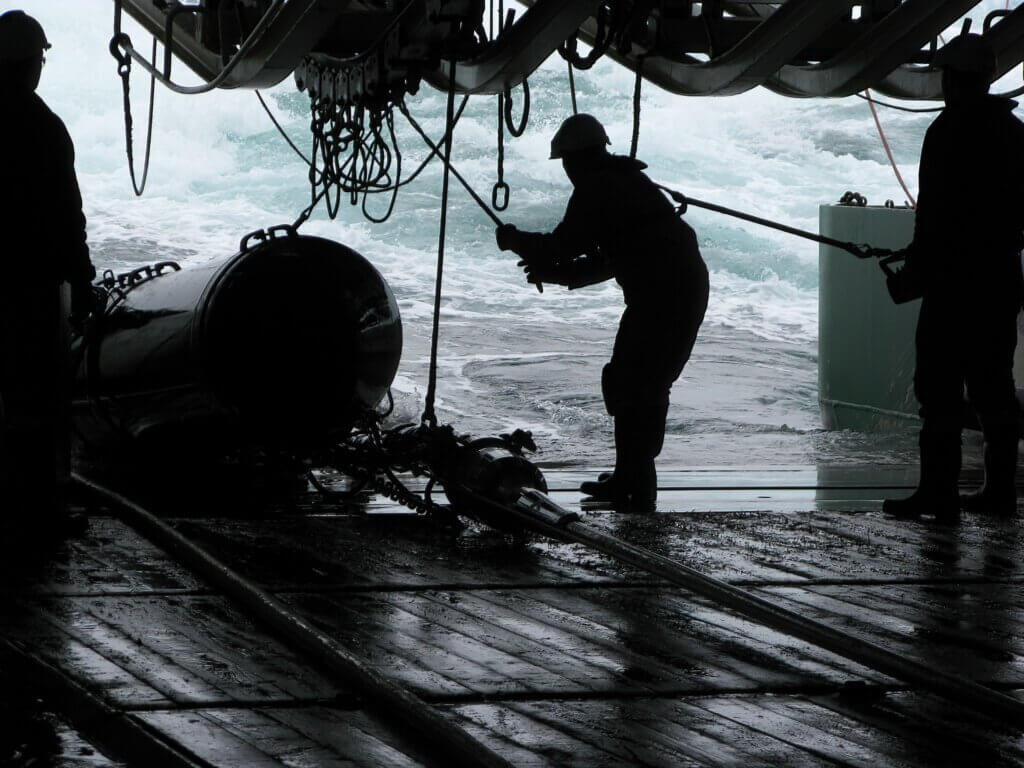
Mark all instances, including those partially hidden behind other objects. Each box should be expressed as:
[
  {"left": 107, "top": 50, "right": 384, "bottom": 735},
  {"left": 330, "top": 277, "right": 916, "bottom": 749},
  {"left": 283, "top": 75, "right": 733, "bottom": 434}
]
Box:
[
  {"left": 495, "top": 114, "right": 708, "bottom": 511},
  {"left": 883, "top": 32, "right": 1024, "bottom": 523},
  {"left": 0, "top": 10, "right": 96, "bottom": 541}
]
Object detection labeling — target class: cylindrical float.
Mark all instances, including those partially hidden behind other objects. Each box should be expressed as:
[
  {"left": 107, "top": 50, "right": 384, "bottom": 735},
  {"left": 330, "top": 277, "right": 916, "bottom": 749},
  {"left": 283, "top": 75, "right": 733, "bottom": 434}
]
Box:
[{"left": 73, "top": 228, "right": 402, "bottom": 452}]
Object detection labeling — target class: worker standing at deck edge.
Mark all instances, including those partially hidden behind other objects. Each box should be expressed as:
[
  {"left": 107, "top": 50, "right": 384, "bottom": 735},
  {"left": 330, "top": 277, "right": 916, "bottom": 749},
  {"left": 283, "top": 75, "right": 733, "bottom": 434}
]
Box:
[
  {"left": 0, "top": 10, "right": 96, "bottom": 539},
  {"left": 496, "top": 114, "right": 708, "bottom": 511},
  {"left": 883, "top": 33, "right": 1024, "bottom": 523}
]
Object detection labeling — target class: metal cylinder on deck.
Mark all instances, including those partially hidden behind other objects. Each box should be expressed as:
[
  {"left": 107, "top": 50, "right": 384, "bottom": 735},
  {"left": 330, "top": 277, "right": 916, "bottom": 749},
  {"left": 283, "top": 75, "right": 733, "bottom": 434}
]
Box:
[
  {"left": 73, "top": 229, "right": 402, "bottom": 451},
  {"left": 442, "top": 437, "right": 548, "bottom": 532}
]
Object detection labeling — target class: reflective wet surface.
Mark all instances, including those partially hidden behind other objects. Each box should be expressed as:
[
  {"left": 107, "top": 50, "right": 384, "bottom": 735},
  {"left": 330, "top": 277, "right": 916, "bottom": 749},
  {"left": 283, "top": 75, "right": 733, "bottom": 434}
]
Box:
[{"left": 2, "top": 466, "right": 1022, "bottom": 766}]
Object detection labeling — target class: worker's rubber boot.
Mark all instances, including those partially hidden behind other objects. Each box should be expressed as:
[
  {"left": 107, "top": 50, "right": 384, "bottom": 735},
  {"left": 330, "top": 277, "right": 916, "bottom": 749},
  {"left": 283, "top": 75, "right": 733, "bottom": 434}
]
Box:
[
  {"left": 617, "top": 406, "right": 660, "bottom": 512},
  {"left": 580, "top": 473, "right": 627, "bottom": 504},
  {"left": 883, "top": 432, "right": 961, "bottom": 524},
  {"left": 960, "top": 435, "right": 1019, "bottom": 517},
  {"left": 627, "top": 458, "right": 657, "bottom": 513}
]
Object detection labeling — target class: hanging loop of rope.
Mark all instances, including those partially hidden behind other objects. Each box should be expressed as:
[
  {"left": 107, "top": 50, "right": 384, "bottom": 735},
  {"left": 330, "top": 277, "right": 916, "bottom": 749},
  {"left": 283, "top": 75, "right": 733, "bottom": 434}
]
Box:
[
  {"left": 421, "top": 64, "right": 459, "bottom": 428},
  {"left": 557, "top": 6, "right": 613, "bottom": 71},
  {"left": 503, "top": 77, "right": 530, "bottom": 138}
]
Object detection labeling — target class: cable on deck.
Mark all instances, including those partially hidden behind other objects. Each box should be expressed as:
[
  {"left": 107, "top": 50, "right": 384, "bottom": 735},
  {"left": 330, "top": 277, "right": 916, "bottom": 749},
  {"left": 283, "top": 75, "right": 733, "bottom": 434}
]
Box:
[{"left": 73, "top": 472, "right": 513, "bottom": 768}]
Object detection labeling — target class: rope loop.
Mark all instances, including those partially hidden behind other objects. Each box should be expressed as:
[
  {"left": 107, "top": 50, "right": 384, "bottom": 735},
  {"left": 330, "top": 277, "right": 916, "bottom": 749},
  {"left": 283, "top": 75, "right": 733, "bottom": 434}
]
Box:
[
  {"left": 556, "top": 6, "right": 612, "bottom": 70},
  {"left": 503, "top": 78, "right": 530, "bottom": 138},
  {"left": 491, "top": 181, "right": 510, "bottom": 211}
]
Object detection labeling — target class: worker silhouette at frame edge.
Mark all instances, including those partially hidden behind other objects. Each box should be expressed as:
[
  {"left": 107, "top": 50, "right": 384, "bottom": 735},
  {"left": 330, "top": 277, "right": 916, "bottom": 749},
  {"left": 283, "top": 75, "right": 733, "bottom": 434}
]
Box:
[
  {"left": 0, "top": 10, "right": 97, "bottom": 544},
  {"left": 496, "top": 114, "right": 709, "bottom": 512},
  {"left": 883, "top": 32, "right": 1024, "bottom": 523}
]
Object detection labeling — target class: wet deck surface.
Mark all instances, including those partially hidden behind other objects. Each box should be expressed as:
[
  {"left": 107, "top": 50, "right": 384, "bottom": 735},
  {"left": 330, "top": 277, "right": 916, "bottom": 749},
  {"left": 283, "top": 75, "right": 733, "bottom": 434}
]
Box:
[{"left": 2, "top": 466, "right": 1022, "bottom": 766}]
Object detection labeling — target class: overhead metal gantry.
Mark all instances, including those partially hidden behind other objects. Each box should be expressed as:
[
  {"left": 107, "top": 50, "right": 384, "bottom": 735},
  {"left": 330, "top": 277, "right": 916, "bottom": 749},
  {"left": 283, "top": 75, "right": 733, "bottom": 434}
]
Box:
[{"left": 114, "top": 1, "right": 1024, "bottom": 102}]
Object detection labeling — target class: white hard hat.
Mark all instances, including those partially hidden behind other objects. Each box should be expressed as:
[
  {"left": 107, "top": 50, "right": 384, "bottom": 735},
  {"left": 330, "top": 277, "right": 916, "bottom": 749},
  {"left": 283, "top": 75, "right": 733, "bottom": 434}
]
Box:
[{"left": 0, "top": 10, "right": 50, "bottom": 63}]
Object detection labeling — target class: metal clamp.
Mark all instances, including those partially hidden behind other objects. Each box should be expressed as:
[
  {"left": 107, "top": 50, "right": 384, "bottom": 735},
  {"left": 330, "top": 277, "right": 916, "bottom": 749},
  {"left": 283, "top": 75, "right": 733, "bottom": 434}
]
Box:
[
  {"left": 239, "top": 224, "right": 298, "bottom": 253},
  {"left": 515, "top": 488, "right": 580, "bottom": 528}
]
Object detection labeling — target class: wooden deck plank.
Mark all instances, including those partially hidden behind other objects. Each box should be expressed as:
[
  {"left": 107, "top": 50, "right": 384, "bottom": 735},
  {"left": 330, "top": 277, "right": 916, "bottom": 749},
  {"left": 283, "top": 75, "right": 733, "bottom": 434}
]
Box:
[
  {"left": 332, "top": 591, "right": 586, "bottom": 694},
  {"left": 453, "top": 697, "right": 845, "bottom": 767},
  {"left": 26, "top": 596, "right": 343, "bottom": 706},
  {"left": 473, "top": 587, "right": 801, "bottom": 692},
  {"left": 451, "top": 701, "right": 647, "bottom": 767},
  {"left": 657, "top": 596, "right": 891, "bottom": 684},
  {"left": 26, "top": 468, "right": 1021, "bottom": 766},
  {"left": 26, "top": 517, "right": 204, "bottom": 596},
  {"left": 2, "top": 608, "right": 171, "bottom": 709},
  {"left": 810, "top": 691, "right": 1024, "bottom": 765},
  {"left": 391, "top": 589, "right": 655, "bottom": 694},
  {"left": 698, "top": 696, "right": 888, "bottom": 767},
  {"left": 809, "top": 584, "right": 1024, "bottom": 680},
  {"left": 283, "top": 591, "right": 498, "bottom": 697},
  {"left": 760, "top": 586, "right": 1024, "bottom": 684},
  {"left": 134, "top": 710, "right": 292, "bottom": 767},
  {"left": 175, "top": 516, "right": 633, "bottom": 590},
  {"left": 185, "top": 706, "right": 433, "bottom": 768}
]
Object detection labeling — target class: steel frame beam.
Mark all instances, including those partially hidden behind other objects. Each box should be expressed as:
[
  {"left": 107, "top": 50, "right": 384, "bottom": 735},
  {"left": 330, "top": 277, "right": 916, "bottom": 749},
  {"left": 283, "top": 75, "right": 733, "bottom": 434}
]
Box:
[
  {"left": 871, "top": 6, "right": 1024, "bottom": 100},
  {"left": 766, "top": 0, "right": 978, "bottom": 97},
  {"left": 117, "top": 0, "right": 357, "bottom": 89},
  {"left": 610, "top": 0, "right": 855, "bottom": 97},
  {"left": 424, "top": 0, "right": 603, "bottom": 94}
]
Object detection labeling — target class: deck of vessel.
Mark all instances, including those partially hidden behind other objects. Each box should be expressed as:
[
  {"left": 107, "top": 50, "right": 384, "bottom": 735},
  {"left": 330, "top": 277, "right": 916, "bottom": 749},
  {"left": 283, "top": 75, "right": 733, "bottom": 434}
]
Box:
[{"left": 2, "top": 465, "right": 1022, "bottom": 766}]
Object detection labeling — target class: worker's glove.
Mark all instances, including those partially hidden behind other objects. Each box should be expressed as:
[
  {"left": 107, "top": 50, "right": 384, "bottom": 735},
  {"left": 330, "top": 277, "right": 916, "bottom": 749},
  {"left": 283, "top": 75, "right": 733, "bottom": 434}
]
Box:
[
  {"left": 517, "top": 257, "right": 562, "bottom": 286},
  {"left": 495, "top": 223, "right": 520, "bottom": 252},
  {"left": 878, "top": 249, "right": 923, "bottom": 305},
  {"left": 69, "top": 281, "right": 97, "bottom": 329}
]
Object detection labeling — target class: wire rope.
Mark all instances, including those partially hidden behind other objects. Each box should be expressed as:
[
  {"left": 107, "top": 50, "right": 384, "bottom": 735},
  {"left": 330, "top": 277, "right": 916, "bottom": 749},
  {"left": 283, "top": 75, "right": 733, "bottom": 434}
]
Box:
[
  {"left": 864, "top": 90, "right": 917, "bottom": 207},
  {"left": 421, "top": 65, "right": 459, "bottom": 428}
]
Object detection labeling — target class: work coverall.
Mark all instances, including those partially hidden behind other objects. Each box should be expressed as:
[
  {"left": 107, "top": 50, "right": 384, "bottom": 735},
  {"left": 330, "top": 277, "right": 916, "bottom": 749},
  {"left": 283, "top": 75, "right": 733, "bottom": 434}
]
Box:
[
  {"left": 905, "top": 94, "right": 1024, "bottom": 495},
  {"left": 0, "top": 87, "right": 95, "bottom": 520},
  {"left": 504, "top": 154, "right": 709, "bottom": 499}
]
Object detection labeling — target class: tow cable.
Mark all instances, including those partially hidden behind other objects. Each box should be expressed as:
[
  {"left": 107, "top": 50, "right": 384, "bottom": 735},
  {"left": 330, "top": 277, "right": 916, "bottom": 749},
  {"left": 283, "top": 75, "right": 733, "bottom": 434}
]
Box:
[
  {"left": 421, "top": 62, "right": 459, "bottom": 428},
  {"left": 470, "top": 486, "right": 1024, "bottom": 725},
  {"left": 655, "top": 183, "right": 895, "bottom": 260}
]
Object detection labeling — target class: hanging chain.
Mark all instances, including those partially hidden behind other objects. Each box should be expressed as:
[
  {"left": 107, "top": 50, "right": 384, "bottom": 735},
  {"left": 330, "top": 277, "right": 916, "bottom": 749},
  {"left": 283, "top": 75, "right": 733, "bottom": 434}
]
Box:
[
  {"left": 567, "top": 59, "right": 578, "bottom": 115},
  {"left": 110, "top": 0, "right": 156, "bottom": 196},
  {"left": 630, "top": 56, "right": 644, "bottom": 159}
]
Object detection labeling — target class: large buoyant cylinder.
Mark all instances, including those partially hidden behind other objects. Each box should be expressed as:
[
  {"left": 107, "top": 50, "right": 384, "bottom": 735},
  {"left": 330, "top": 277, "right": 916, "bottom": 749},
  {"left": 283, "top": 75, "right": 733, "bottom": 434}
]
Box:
[{"left": 73, "top": 230, "right": 402, "bottom": 450}]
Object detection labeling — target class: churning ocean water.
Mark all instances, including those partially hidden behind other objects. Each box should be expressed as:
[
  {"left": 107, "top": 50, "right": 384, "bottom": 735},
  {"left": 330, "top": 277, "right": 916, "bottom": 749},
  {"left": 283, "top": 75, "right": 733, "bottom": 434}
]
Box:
[{"left": 12, "top": 0, "right": 1016, "bottom": 469}]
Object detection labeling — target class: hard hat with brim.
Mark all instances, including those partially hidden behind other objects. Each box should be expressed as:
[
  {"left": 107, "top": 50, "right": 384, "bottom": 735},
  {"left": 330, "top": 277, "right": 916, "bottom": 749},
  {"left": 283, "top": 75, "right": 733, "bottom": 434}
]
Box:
[
  {"left": 0, "top": 10, "right": 51, "bottom": 63},
  {"left": 934, "top": 33, "right": 996, "bottom": 76},
  {"left": 550, "top": 114, "right": 611, "bottom": 159}
]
